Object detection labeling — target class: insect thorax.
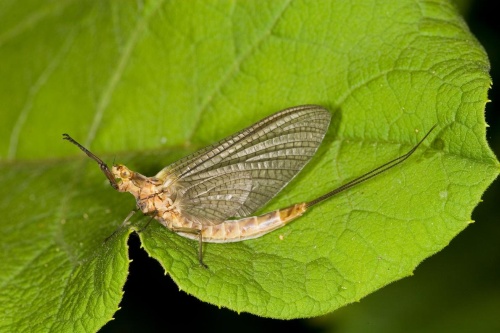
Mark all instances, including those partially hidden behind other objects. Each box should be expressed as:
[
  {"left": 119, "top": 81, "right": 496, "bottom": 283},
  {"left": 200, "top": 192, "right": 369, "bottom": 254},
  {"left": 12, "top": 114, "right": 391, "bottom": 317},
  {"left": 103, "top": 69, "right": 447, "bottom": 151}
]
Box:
[{"left": 111, "top": 165, "right": 176, "bottom": 216}]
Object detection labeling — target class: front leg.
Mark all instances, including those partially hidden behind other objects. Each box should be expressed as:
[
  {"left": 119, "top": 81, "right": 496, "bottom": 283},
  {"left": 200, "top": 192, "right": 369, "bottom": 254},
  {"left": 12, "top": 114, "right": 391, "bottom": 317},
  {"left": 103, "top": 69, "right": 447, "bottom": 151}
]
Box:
[{"left": 104, "top": 209, "right": 138, "bottom": 243}]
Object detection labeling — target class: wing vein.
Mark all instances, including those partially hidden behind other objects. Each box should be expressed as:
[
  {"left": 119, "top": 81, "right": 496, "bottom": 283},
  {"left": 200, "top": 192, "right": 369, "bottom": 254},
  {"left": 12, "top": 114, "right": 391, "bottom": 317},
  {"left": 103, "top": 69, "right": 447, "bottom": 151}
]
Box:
[{"left": 157, "top": 105, "right": 331, "bottom": 224}]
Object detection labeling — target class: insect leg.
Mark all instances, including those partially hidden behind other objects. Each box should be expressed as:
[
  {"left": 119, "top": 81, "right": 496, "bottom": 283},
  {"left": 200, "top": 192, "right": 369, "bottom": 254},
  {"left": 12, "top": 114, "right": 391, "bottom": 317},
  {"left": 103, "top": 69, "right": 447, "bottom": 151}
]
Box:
[
  {"left": 104, "top": 209, "right": 138, "bottom": 242},
  {"left": 170, "top": 227, "right": 207, "bottom": 269},
  {"left": 136, "top": 215, "right": 156, "bottom": 233}
]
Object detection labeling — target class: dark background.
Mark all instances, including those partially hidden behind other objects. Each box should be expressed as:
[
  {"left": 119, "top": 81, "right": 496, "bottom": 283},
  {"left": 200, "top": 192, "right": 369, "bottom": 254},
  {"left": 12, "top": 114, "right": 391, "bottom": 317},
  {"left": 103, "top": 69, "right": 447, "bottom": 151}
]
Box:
[{"left": 100, "top": 1, "right": 500, "bottom": 332}]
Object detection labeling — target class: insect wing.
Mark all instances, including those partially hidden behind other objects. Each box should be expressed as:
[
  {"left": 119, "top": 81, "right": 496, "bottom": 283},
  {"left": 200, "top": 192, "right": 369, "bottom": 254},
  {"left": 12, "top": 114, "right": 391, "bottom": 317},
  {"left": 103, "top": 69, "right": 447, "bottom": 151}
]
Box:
[{"left": 156, "top": 105, "right": 331, "bottom": 224}]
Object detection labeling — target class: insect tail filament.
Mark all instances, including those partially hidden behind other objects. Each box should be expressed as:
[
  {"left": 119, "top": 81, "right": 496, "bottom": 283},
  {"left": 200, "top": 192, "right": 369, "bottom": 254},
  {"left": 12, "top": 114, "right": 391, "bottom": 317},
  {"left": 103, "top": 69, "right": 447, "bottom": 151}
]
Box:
[{"left": 306, "top": 124, "right": 437, "bottom": 208}]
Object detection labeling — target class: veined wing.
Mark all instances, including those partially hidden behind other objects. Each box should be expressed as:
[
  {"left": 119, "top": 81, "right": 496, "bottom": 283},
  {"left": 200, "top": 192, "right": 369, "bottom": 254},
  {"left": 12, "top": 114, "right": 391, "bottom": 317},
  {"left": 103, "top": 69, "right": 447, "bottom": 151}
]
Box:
[{"left": 156, "top": 105, "right": 331, "bottom": 224}]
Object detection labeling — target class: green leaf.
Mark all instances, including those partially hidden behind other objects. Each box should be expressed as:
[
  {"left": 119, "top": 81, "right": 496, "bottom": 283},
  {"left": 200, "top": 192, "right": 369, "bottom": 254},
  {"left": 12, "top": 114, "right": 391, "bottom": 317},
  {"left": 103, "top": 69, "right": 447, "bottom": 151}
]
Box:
[{"left": 0, "top": 0, "right": 497, "bottom": 330}]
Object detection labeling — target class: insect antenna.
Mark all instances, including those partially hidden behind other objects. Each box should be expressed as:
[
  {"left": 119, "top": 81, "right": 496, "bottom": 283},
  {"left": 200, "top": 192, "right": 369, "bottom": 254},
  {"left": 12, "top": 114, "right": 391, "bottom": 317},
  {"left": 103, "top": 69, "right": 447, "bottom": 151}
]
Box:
[
  {"left": 306, "top": 124, "right": 437, "bottom": 208},
  {"left": 62, "top": 134, "right": 119, "bottom": 190}
]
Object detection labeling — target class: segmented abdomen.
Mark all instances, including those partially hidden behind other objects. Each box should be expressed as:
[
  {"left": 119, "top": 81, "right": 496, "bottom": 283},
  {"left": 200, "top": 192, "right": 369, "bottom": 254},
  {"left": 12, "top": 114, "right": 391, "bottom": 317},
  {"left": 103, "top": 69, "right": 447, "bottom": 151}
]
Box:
[{"left": 194, "top": 203, "right": 307, "bottom": 243}]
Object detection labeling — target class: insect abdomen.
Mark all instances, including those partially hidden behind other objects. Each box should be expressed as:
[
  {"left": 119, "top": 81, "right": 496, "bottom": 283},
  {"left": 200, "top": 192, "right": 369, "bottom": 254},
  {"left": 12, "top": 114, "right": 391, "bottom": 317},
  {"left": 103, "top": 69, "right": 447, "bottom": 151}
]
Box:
[{"left": 200, "top": 203, "right": 307, "bottom": 243}]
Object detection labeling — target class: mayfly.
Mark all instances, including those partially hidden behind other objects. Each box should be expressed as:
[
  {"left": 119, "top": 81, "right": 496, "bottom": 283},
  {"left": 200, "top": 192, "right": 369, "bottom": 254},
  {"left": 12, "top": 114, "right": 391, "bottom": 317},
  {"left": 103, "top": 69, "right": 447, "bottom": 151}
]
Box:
[{"left": 63, "top": 105, "right": 435, "bottom": 267}]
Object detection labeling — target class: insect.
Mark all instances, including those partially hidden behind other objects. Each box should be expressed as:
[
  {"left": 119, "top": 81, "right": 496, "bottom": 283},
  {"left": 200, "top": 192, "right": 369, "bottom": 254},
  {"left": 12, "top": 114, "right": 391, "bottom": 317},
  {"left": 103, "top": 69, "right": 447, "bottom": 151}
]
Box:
[{"left": 63, "top": 105, "right": 436, "bottom": 267}]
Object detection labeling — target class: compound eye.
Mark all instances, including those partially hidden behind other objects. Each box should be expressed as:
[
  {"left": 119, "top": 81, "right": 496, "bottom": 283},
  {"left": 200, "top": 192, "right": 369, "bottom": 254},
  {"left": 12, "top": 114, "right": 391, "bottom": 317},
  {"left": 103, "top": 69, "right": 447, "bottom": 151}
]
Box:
[{"left": 120, "top": 169, "right": 131, "bottom": 179}]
